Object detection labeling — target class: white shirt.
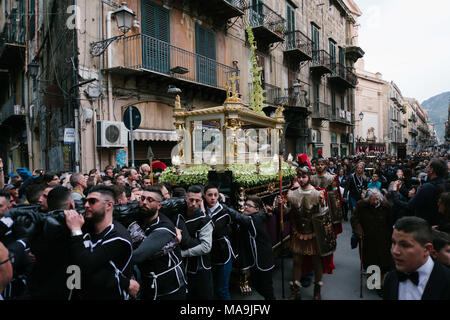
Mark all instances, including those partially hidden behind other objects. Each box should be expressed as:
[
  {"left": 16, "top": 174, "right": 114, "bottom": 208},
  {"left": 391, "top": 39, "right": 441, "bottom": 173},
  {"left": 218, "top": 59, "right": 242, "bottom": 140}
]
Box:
[
  {"left": 207, "top": 202, "right": 221, "bottom": 218},
  {"left": 398, "top": 256, "right": 434, "bottom": 300}
]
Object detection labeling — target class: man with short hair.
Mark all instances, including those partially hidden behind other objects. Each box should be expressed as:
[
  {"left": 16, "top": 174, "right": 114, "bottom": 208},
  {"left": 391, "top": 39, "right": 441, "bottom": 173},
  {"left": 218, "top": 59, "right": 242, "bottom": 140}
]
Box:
[
  {"left": 104, "top": 166, "right": 114, "bottom": 179},
  {"left": 70, "top": 173, "right": 87, "bottom": 201},
  {"left": 383, "top": 216, "right": 450, "bottom": 300},
  {"left": 141, "top": 175, "right": 152, "bottom": 189},
  {"left": 115, "top": 174, "right": 127, "bottom": 186},
  {"left": 112, "top": 184, "right": 128, "bottom": 204},
  {"left": 64, "top": 185, "right": 135, "bottom": 300},
  {"left": 129, "top": 186, "right": 186, "bottom": 300},
  {"left": 126, "top": 168, "right": 139, "bottom": 188},
  {"left": 38, "top": 185, "right": 57, "bottom": 212},
  {"left": 28, "top": 186, "right": 75, "bottom": 299},
  {"left": 431, "top": 229, "right": 450, "bottom": 267},
  {"left": 177, "top": 185, "right": 214, "bottom": 300}
]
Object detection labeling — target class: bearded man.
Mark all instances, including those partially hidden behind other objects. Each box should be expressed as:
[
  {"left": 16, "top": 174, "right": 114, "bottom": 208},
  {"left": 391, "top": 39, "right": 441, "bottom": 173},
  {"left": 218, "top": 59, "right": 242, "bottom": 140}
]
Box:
[
  {"left": 64, "top": 185, "right": 136, "bottom": 300},
  {"left": 128, "top": 186, "right": 187, "bottom": 300},
  {"left": 310, "top": 158, "right": 343, "bottom": 235},
  {"left": 276, "top": 167, "right": 336, "bottom": 300}
]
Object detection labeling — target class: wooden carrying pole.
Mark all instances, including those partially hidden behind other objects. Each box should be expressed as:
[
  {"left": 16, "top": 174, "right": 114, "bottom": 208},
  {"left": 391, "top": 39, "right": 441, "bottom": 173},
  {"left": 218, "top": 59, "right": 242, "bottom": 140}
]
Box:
[{"left": 279, "top": 154, "right": 285, "bottom": 299}]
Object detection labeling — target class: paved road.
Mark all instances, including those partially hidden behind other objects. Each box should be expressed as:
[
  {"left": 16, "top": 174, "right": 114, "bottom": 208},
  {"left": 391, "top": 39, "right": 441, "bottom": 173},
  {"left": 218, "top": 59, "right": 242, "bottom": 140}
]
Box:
[{"left": 230, "top": 218, "right": 382, "bottom": 300}]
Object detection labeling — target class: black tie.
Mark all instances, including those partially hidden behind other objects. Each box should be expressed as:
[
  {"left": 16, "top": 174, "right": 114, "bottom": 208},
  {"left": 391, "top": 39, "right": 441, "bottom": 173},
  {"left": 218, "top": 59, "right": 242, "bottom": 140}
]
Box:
[{"left": 397, "top": 271, "right": 419, "bottom": 286}]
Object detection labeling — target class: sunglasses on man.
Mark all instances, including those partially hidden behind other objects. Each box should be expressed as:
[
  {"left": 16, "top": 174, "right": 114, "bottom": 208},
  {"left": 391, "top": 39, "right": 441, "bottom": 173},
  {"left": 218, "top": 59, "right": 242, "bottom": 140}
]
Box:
[{"left": 83, "top": 198, "right": 109, "bottom": 205}]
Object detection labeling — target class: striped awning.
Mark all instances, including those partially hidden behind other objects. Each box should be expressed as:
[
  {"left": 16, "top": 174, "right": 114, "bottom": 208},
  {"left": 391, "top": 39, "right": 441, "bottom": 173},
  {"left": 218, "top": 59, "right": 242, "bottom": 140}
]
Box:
[{"left": 131, "top": 129, "right": 178, "bottom": 141}]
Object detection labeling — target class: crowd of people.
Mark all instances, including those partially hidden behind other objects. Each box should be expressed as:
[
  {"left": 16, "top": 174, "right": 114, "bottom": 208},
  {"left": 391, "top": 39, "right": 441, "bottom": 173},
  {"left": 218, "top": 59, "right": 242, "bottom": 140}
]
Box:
[{"left": 0, "top": 151, "right": 449, "bottom": 301}]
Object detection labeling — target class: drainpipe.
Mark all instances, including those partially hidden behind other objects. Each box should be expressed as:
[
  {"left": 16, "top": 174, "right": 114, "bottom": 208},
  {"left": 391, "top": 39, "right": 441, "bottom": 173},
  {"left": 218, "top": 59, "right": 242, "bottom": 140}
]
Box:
[
  {"left": 107, "top": 11, "right": 114, "bottom": 120},
  {"left": 107, "top": 10, "right": 115, "bottom": 166},
  {"left": 73, "top": 0, "right": 80, "bottom": 172},
  {"left": 24, "top": 0, "right": 33, "bottom": 170}
]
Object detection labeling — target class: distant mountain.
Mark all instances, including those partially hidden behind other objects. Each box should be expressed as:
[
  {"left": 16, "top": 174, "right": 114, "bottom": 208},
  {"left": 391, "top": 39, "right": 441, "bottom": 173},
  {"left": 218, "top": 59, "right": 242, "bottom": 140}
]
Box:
[{"left": 421, "top": 91, "right": 450, "bottom": 143}]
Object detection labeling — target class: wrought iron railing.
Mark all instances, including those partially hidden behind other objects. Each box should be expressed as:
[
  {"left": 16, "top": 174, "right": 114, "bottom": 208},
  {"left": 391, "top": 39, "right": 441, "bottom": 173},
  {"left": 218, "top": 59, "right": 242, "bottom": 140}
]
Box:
[
  {"left": 223, "top": 0, "right": 246, "bottom": 9},
  {"left": 285, "top": 30, "right": 312, "bottom": 56},
  {"left": 248, "top": 82, "right": 281, "bottom": 106},
  {"left": 312, "top": 50, "right": 332, "bottom": 70},
  {"left": 245, "top": 2, "right": 286, "bottom": 37},
  {"left": 346, "top": 67, "right": 358, "bottom": 86},
  {"left": 311, "top": 102, "right": 331, "bottom": 120},
  {"left": 264, "top": 83, "right": 281, "bottom": 105},
  {"left": 330, "top": 109, "right": 352, "bottom": 124},
  {"left": 0, "top": 16, "right": 26, "bottom": 57},
  {"left": 120, "top": 34, "right": 238, "bottom": 90},
  {"left": 274, "top": 87, "right": 310, "bottom": 109}
]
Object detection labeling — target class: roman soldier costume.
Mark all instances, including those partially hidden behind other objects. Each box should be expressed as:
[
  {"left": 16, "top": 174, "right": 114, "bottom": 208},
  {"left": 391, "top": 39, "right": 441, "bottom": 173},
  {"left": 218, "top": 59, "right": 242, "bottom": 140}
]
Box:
[
  {"left": 285, "top": 184, "right": 337, "bottom": 299},
  {"left": 311, "top": 172, "right": 343, "bottom": 235}
]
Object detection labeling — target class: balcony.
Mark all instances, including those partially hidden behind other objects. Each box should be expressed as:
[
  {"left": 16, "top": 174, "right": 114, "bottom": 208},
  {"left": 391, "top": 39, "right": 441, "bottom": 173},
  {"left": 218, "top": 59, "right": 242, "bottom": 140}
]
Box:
[
  {"left": 311, "top": 102, "right": 331, "bottom": 120},
  {"left": 286, "top": 125, "right": 309, "bottom": 138},
  {"left": 0, "top": 96, "right": 26, "bottom": 125},
  {"left": 329, "top": 109, "right": 353, "bottom": 125},
  {"left": 328, "top": 63, "right": 357, "bottom": 88},
  {"left": 195, "top": 0, "right": 245, "bottom": 24},
  {"left": 248, "top": 82, "right": 281, "bottom": 109},
  {"left": 274, "top": 87, "right": 311, "bottom": 110},
  {"left": 245, "top": 2, "right": 285, "bottom": 46},
  {"left": 106, "top": 34, "right": 238, "bottom": 97},
  {"left": 0, "top": 18, "right": 26, "bottom": 68},
  {"left": 284, "top": 30, "right": 312, "bottom": 63},
  {"left": 408, "top": 115, "right": 417, "bottom": 122},
  {"left": 390, "top": 93, "right": 403, "bottom": 107},
  {"left": 311, "top": 50, "right": 333, "bottom": 76},
  {"left": 399, "top": 119, "right": 407, "bottom": 127},
  {"left": 345, "top": 45, "right": 365, "bottom": 62}
]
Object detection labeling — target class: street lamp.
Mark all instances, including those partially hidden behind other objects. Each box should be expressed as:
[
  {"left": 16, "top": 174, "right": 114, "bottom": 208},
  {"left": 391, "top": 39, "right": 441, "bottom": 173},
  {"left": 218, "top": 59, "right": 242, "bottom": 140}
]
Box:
[
  {"left": 359, "top": 112, "right": 364, "bottom": 121},
  {"left": 114, "top": 2, "right": 136, "bottom": 34},
  {"left": 292, "top": 80, "right": 301, "bottom": 96},
  {"left": 90, "top": 2, "right": 136, "bottom": 56},
  {"left": 27, "top": 61, "right": 39, "bottom": 78}
]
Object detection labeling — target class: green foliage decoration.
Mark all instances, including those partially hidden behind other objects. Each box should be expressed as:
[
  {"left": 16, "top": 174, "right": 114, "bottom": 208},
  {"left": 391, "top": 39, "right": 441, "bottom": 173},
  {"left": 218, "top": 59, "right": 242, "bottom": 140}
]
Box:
[
  {"left": 247, "top": 26, "right": 266, "bottom": 115},
  {"left": 159, "top": 162, "right": 296, "bottom": 187}
]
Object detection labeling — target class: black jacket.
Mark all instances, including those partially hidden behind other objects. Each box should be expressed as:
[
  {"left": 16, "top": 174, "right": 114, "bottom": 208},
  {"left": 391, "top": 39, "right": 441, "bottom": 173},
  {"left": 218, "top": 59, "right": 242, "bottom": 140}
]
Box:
[
  {"left": 67, "top": 222, "right": 133, "bottom": 300},
  {"left": 383, "top": 262, "right": 450, "bottom": 300},
  {"left": 344, "top": 173, "right": 368, "bottom": 201},
  {"left": 132, "top": 214, "right": 186, "bottom": 300},
  {"left": 229, "top": 209, "right": 274, "bottom": 272},
  {"left": 207, "top": 203, "right": 237, "bottom": 265},
  {"left": 176, "top": 209, "right": 213, "bottom": 274}
]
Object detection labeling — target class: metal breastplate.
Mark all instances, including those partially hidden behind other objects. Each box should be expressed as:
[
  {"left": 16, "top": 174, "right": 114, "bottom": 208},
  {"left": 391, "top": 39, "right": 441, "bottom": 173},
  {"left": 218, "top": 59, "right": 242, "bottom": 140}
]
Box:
[{"left": 288, "top": 189, "right": 321, "bottom": 235}]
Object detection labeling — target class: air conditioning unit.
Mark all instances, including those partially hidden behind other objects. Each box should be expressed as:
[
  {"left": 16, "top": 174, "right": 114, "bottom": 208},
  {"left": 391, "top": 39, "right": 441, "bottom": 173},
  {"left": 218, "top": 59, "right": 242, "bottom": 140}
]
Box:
[{"left": 97, "top": 121, "right": 128, "bottom": 148}]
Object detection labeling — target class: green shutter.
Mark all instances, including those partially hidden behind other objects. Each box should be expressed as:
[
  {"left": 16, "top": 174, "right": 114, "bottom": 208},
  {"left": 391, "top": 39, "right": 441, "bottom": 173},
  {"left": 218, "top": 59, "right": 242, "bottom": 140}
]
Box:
[
  {"left": 329, "top": 40, "right": 336, "bottom": 72},
  {"left": 196, "top": 24, "right": 216, "bottom": 86},
  {"left": 286, "top": 3, "right": 295, "bottom": 49},
  {"left": 141, "top": 1, "right": 170, "bottom": 73},
  {"left": 311, "top": 24, "right": 320, "bottom": 62}
]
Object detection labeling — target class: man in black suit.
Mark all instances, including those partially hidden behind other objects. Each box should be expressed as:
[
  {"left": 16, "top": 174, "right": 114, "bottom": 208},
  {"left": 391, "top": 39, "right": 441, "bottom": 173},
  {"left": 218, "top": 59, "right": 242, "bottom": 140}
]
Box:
[{"left": 383, "top": 216, "right": 450, "bottom": 300}]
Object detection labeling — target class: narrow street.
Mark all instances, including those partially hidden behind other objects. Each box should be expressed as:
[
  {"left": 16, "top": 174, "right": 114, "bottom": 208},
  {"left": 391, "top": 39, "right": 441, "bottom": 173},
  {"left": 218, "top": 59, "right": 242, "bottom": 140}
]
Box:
[{"left": 231, "top": 218, "right": 381, "bottom": 300}]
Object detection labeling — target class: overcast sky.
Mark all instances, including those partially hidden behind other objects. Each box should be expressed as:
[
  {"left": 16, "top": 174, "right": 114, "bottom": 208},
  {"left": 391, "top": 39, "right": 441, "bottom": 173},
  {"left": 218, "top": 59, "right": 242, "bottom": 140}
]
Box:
[{"left": 355, "top": 0, "right": 450, "bottom": 103}]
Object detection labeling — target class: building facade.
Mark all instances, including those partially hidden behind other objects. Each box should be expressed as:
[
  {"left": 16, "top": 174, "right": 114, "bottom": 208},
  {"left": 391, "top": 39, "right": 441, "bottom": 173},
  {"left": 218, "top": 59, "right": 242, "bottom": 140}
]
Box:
[
  {"left": 2, "top": 0, "right": 367, "bottom": 173},
  {"left": 354, "top": 58, "right": 388, "bottom": 154}
]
